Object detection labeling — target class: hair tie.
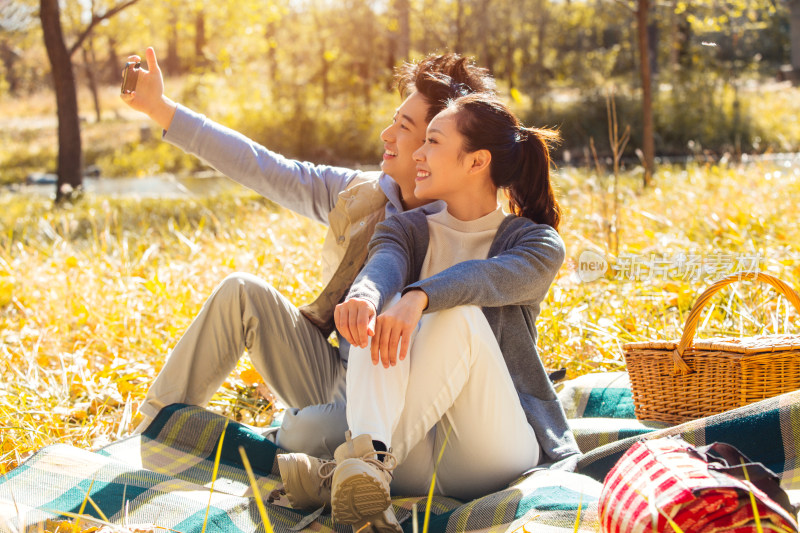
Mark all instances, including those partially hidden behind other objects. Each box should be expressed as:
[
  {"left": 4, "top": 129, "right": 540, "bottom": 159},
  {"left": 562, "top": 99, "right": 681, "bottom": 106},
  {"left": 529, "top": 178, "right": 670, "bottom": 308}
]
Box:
[
  {"left": 450, "top": 81, "right": 471, "bottom": 97},
  {"left": 514, "top": 126, "right": 529, "bottom": 143}
]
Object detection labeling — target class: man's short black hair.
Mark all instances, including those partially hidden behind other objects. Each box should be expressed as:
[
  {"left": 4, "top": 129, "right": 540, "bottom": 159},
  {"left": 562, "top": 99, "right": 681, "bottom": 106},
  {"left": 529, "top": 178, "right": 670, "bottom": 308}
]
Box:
[{"left": 395, "top": 53, "right": 497, "bottom": 123}]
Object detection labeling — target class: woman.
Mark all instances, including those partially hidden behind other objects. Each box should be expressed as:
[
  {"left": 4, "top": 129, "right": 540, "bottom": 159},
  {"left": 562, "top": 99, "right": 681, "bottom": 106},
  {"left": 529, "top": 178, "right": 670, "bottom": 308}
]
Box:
[{"left": 280, "top": 92, "right": 579, "bottom": 531}]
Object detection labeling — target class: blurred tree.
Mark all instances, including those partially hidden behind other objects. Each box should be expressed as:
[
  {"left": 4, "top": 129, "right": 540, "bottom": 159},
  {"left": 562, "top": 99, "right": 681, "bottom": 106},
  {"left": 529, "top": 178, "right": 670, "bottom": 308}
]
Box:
[
  {"left": 39, "top": 0, "right": 141, "bottom": 202},
  {"left": 790, "top": 0, "right": 800, "bottom": 74},
  {"left": 387, "top": 0, "right": 410, "bottom": 66},
  {"left": 636, "top": 0, "right": 654, "bottom": 186},
  {"left": 614, "top": 0, "right": 654, "bottom": 186},
  {"left": 195, "top": 8, "right": 207, "bottom": 65},
  {"left": 165, "top": 7, "right": 180, "bottom": 75},
  {"left": 81, "top": 34, "right": 101, "bottom": 123},
  {"left": 454, "top": 0, "right": 465, "bottom": 54},
  {"left": 0, "top": 2, "right": 38, "bottom": 95},
  {"left": 476, "top": 0, "right": 495, "bottom": 74}
]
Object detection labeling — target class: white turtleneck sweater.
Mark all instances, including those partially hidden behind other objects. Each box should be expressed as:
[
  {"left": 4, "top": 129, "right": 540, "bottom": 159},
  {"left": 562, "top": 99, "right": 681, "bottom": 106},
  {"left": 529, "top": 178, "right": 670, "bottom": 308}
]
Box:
[{"left": 420, "top": 205, "right": 508, "bottom": 280}]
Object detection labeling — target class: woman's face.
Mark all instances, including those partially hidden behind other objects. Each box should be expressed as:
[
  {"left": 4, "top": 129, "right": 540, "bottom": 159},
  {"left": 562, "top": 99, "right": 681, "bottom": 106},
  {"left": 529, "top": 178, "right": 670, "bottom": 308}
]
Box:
[{"left": 412, "top": 108, "right": 473, "bottom": 202}]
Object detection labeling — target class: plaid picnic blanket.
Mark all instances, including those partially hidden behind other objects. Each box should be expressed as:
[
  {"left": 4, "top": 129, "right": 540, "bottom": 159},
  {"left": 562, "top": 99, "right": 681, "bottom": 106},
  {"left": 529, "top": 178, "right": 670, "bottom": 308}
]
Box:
[
  {"left": 0, "top": 404, "right": 602, "bottom": 533},
  {"left": 576, "top": 387, "right": 800, "bottom": 497},
  {"left": 556, "top": 372, "right": 663, "bottom": 453},
  {"left": 2, "top": 373, "right": 798, "bottom": 531}
]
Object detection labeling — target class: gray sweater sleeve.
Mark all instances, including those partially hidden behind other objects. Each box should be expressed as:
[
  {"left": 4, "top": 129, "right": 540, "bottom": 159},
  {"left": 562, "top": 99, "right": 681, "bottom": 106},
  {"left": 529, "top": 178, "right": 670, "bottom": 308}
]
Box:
[
  {"left": 345, "top": 212, "right": 428, "bottom": 313},
  {"left": 163, "top": 104, "right": 360, "bottom": 225},
  {"left": 406, "top": 219, "right": 566, "bottom": 313}
]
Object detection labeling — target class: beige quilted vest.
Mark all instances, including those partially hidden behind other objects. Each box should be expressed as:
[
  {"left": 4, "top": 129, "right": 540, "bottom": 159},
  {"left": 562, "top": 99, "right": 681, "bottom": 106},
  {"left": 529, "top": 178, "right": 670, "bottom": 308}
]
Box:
[{"left": 299, "top": 171, "right": 388, "bottom": 334}]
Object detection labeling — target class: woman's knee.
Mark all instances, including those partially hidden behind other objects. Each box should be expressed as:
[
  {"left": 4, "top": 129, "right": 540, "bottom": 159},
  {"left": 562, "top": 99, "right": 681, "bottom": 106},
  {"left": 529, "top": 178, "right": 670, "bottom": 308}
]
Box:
[
  {"left": 418, "top": 305, "right": 489, "bottom": 342},
  {"left": 428, "top": 305, "right": 489, "bottom": 327}
]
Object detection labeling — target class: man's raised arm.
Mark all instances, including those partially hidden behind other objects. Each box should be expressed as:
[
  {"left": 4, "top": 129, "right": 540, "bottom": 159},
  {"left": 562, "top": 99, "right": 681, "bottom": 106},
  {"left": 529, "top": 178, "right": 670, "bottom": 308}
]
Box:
[{"left": 121, "top": 47, "right": 359, "bottom": 225}]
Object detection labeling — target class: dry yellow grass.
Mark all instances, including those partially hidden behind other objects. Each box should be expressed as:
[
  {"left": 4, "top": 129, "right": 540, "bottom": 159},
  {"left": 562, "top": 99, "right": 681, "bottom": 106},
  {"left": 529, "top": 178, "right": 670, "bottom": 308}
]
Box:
[
  {"left": 1, "top": 157, "right": 799, "bottom": 531},
  {"left": 0, "top": 191, "right": 325, "bottom": 473}
]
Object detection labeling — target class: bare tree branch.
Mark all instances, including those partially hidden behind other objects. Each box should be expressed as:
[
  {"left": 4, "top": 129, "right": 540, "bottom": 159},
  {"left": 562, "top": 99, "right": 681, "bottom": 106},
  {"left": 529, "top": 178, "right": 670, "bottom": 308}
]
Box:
[
  {"left": 69, "top": 0, "right": 141, "bottom": 57},
  {"left": 613, "top": 0, "right": 636, "bottom": 13}
]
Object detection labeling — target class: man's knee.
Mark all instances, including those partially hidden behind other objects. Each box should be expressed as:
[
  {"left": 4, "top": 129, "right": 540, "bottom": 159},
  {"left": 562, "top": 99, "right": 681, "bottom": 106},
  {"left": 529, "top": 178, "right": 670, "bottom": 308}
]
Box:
[
  {"left": 212, "top": 272, "right": 282, "bottom": 306},
  {"left": 276, "top": 402, "right": 348, "bottom": 458}
]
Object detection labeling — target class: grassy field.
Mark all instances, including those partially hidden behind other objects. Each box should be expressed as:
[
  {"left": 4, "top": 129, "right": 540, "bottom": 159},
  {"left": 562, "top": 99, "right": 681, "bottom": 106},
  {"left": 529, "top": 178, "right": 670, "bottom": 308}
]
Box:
[
  {"left": 2, "top": 81, "right": 800, "bottom": 531},
  {"left": 3, "top": 156, "right": 800, "bottom": 477}
]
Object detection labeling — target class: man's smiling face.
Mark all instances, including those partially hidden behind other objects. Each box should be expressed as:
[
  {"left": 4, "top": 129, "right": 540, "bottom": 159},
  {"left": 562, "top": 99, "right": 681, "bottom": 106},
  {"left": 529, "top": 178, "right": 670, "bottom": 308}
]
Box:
[{"left": 379, "top": 91, "right": 429, "bottom": 203}]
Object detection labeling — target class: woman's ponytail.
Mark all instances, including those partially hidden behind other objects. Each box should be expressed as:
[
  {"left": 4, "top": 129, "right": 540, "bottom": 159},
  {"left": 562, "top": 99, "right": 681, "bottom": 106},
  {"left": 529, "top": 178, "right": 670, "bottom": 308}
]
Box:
[
  {"left": 449, "top": 93, "right": 562, "bottom": 231},
  {"left": 508, "top": 126, "right": 561, "bottom": 230}
]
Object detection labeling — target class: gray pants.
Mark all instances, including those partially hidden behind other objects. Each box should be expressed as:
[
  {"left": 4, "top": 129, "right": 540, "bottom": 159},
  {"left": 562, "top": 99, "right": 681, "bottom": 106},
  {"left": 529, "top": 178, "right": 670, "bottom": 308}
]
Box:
[{"left": 138, "top": 272, "right": 349, "bottom": 458}]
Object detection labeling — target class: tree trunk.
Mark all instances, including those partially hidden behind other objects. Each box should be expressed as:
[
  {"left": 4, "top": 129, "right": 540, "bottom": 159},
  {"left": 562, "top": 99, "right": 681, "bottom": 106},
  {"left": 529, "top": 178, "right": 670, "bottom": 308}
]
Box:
[
  {"left": 636, "top": 0, "right": 654, "bottom": 187},
  {"left": 791, "top": 0, "right": 800, "bottom": 72},
  {"left": 478, "top": 0, "right": 494, "bottom": 73},
  {"left": 195, "top": 9, "right": 207, "bottom": 65},
  {"left": 312, "top": 11, "right": 329, "bottom": 106},
  {"left": 395, "top": 0, "right": 410, "bottom": 61},
  {"left": 105, "top": 36, "right": 120, "bottom": 84},
  {"left": 419, "top": 0, "right": 433, "bottom": 58},
  {"left": 455, "top": 0, "right": 464, "bottom": 54},
  {"left": 668, "top": 0, "right": 679, "bottom": 71},
  {"left": 265, "top": 21, "right": 278, "bottom": 97},
  {"left": 83, "top": 37, "right": 102, "bottom": 123},
  {"left": 535, "top": 0, "right": 550, "bottom": 87},
  {"left": 0, "top": 40, "right": 21, "bottom": 94},
  {"left": 165, "top": 9, "right": 179, "bottom": 74},
  {"left": 40, "top": 0, "right": 83, "bottom": 201},
  {"left": 321, "top": 53, "right": 329, "bottom": 106},
  {"left": 504, "top": 1, "right": 515, "bottom": 91},
  {"left": 505, "top": 38, "right": 515, "bottom": 91}
]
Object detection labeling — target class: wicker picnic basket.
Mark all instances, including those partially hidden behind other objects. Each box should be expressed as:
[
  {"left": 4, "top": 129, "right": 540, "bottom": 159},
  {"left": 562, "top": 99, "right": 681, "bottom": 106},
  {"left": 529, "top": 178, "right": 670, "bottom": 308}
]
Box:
[{"left": 623, "top": 272, "right": 800, "bottom": 425}]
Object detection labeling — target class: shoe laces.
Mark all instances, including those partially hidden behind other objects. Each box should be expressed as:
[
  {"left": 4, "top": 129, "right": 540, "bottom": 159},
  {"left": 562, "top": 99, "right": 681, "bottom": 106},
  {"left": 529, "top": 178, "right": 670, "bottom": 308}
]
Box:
[
  {"left": 267, "top": 486, "right": 286, "bottom": 503},
  {"left": 360, "top": 450, "right": 398, "bottom": 475},
  {"left": 317, "top": 459, "right": 337, "bottom": 489}
]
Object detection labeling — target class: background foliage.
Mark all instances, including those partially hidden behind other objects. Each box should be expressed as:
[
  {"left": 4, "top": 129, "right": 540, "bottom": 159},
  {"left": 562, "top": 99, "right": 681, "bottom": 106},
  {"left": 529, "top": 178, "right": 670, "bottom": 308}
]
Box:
[
  {"left": 1, "top": 0, "right": 799, "bottom": 186},
  {"left": 2, "top": 3, "right": 800, "bottom": 529}
]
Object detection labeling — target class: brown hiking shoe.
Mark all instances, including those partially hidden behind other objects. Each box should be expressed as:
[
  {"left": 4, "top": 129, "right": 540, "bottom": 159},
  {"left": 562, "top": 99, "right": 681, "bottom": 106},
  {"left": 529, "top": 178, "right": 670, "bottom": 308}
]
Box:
[
  {"left": 331, "top": 432, "right": 397, "bottom": 525},
  {"left": 277, "top": 453, "right": 336, "bottom": 511}
]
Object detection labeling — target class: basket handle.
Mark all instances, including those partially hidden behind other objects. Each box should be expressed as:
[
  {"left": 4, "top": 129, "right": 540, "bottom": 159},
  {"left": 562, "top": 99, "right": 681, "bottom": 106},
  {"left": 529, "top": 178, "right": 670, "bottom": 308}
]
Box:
[{"left": 671, "top": 272, "right": 800, "bottom": 375}]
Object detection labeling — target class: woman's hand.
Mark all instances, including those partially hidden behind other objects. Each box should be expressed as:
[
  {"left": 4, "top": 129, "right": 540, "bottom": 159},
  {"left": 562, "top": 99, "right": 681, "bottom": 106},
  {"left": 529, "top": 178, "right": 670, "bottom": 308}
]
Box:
[
  {"left": 120, "top": 47, "right": 177, "bottom": 131},
  {"left": 372, "top": 290, "right": 428, "bottom": 368},
  {"left": 334, "top": 298, "right": 376, "bottom": 349}
]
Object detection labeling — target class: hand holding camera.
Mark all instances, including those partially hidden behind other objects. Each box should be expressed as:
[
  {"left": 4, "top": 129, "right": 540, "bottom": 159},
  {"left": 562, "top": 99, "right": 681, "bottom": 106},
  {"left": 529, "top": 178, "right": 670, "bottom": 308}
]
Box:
[{"left": 119, "top": 47, "right": 177, "bottom": 131}]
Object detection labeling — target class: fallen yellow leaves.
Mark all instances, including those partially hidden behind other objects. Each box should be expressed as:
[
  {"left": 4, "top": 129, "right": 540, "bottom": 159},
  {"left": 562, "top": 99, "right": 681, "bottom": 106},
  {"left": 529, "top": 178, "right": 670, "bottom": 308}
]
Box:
[
  {"left": 40, "top": 519, "right": 160, "bottom": 533},
  {"left": 0, "top": 277, "right": 13, "bottom": 308},
  {"left": 239, "top": 367, "right": 263, "bottom": 386}
]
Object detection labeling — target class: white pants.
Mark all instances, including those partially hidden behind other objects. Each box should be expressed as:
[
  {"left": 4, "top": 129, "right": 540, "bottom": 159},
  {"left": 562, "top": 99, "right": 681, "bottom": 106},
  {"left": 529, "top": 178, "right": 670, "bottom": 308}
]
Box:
[{"left": 346, "top": 302, "right": 540, "bottom": 501}]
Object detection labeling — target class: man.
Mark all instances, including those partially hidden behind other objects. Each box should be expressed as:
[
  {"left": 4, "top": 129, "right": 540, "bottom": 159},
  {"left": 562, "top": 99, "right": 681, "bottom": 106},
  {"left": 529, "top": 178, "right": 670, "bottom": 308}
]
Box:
[{"left": 121, "top": 47, "right": 496, "bottom": 456}]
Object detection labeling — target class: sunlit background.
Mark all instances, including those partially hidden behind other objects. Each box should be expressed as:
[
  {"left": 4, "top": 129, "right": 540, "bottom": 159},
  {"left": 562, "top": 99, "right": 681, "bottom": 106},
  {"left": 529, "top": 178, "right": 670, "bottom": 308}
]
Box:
[{"left": 2, "top": 1, "right": 800, "bottom": 508}]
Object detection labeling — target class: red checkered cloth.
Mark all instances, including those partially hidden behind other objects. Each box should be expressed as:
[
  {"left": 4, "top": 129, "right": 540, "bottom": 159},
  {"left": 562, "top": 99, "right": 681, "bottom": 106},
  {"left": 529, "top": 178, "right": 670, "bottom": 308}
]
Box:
[{"left": 599, "top": 437, "right": 798, "bottom": 533}]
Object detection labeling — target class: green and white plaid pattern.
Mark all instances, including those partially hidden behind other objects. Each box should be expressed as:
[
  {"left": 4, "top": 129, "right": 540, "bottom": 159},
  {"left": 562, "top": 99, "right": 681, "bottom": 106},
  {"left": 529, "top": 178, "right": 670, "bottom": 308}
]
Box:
[
  {"left": 0, "top": 403, "right": 602, "bottom": 533},
  {"left": 3, "top": 373, "right": 798, "bottom": 532},
  {"left": 557, "top": 372, "right": 636, "bottom": 420},
  {"left": 576, "top": 388, "right": 800, "bottom": 494},
  {"left": 556, "top": 372, "right": 663, "bottom": 453}
]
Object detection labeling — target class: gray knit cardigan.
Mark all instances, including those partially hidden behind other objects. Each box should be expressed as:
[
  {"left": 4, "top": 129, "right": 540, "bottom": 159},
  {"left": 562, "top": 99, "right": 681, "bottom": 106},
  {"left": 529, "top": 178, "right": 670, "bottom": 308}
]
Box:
[{"left": 347, "top": 206, "right": 581, "bottom": 466}]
